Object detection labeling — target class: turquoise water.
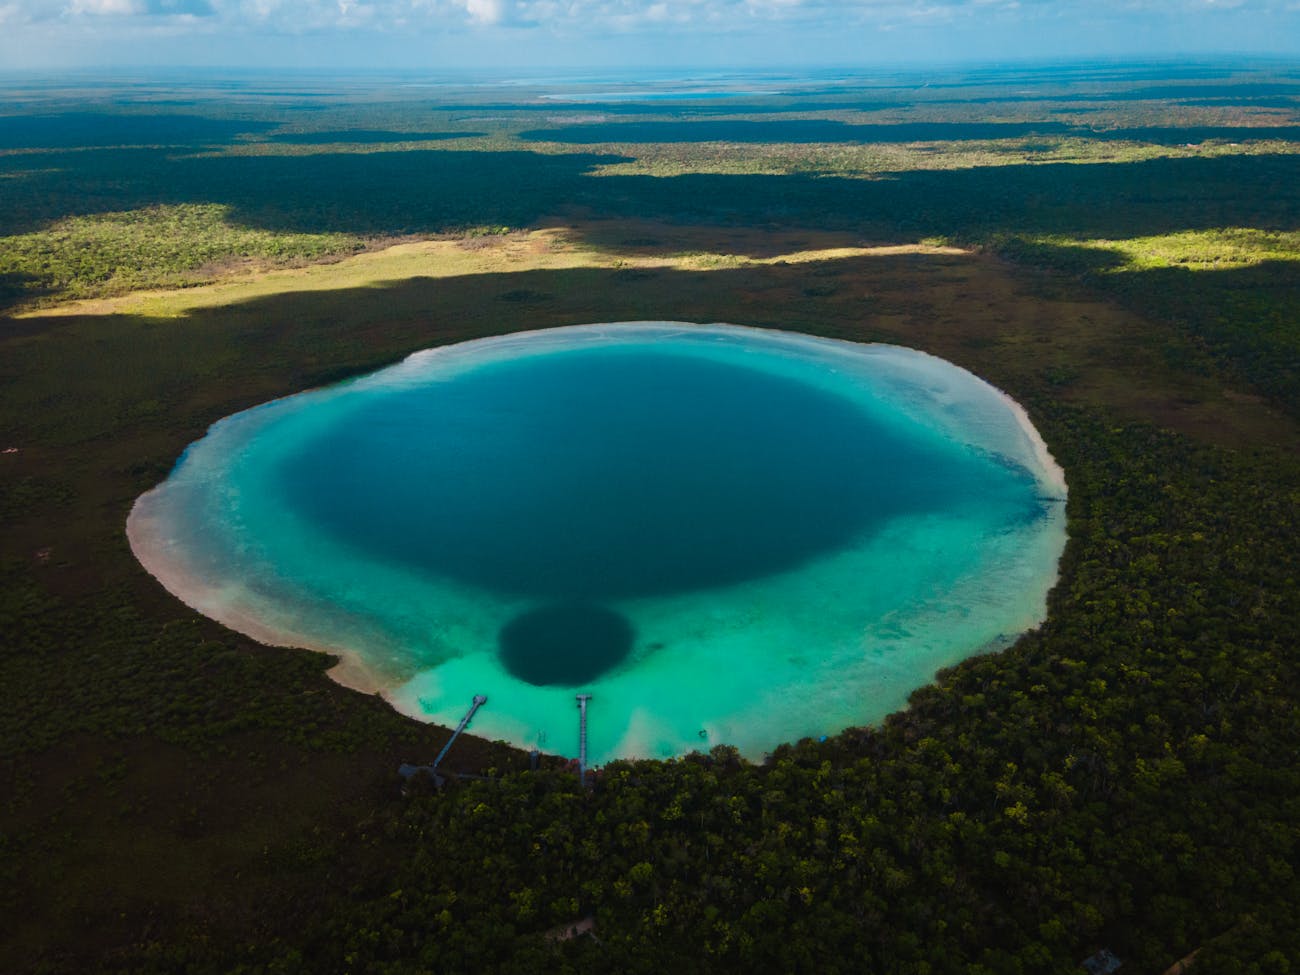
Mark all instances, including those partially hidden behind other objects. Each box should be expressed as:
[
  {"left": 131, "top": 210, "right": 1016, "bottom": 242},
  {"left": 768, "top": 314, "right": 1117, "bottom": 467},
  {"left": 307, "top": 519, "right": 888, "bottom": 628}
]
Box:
[{"left": 128, "top": 322, "right": 1067, "bottom": 763}]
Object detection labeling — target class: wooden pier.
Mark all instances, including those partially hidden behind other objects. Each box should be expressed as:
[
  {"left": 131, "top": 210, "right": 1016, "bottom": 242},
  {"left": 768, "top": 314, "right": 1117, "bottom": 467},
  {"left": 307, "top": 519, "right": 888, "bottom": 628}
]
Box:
[
  {"left": 398, "top": 693, "right": 488, "bottom": 789},
  {"left": 576, "top": 694, "right": 591, "bottom": 786}
]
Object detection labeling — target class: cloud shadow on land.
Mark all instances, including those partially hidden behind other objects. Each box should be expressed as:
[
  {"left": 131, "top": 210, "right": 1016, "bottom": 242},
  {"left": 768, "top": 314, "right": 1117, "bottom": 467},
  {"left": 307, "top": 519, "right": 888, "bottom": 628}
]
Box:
[
  {"left": 562, "top": 153, "right": 1300, "bottom": 244},
  {"left": 5, "top": 146, "right": 1300, "bottom": 416},
  {"left": 5, "top": 143, "right": 1299, "bottom": 244},
  {"left": 0, "top": 147, "right": 630, "bottom": 237},
  {"left": 995, "top": 236, "right": 1300, "bottom": 411},
  {"left": 262, "top": 130, "right": 486, "bottom": 144},
  {"left": 4, "top": 134, "right": 1300, "bottom": 247},
  {"left": 469, "top": 100, "right": 902, "bottom": 115},
  {"left": 0, "top": 112, "right": 279, "bottom": 150},
  {"left": 0, "top": 271, "right": 51, "bottom": 312}
]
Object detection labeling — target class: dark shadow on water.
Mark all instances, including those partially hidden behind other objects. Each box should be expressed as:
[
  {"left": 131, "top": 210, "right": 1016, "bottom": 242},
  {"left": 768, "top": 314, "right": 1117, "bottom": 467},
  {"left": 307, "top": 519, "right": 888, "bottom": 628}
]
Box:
[{"left": 499, "top": 604, "right": 634, "bottom": 686}]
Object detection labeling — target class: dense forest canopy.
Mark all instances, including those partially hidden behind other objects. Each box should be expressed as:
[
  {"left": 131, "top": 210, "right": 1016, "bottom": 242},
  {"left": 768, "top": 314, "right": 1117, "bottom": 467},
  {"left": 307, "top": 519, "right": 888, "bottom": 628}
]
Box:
[{"left": 2, "top": 61, "right": 1298, "bottom": 974}]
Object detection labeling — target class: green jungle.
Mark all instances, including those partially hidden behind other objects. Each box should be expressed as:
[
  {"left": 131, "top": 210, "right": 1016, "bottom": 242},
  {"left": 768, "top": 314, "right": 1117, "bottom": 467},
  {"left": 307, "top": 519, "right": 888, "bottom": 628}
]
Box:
[{"left": 2, "top": 62, "right": 1299, "bottom": 974}]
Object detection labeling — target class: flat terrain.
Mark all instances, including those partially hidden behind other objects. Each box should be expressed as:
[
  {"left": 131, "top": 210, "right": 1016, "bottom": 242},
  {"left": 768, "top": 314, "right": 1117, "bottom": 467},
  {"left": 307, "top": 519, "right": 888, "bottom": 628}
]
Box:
[
  {"left": 3, "top": 62, "right": 1299, "bottom": 974},
  {"left": 14, "top": 221, "right": 1293, "bottom": 450}
]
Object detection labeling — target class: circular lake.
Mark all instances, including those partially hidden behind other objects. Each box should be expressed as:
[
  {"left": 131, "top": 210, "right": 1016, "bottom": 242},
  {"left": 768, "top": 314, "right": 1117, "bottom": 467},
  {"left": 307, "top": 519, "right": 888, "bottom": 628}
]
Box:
[{"left": 128, "top": 322, "right": 1067, "bottom": 763}]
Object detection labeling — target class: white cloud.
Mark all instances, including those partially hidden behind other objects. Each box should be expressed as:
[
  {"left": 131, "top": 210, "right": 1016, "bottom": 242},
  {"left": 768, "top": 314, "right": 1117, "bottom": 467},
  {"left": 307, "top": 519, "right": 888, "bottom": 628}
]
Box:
[
  {"left": 1, "top": 0, "right": 1298, "bottom": 40},
  {"left": 69, "top": 0, "right": 142, "bottom": 12},
  {"left": 463, "top": 0, "right": 501, "bottom": 23}
]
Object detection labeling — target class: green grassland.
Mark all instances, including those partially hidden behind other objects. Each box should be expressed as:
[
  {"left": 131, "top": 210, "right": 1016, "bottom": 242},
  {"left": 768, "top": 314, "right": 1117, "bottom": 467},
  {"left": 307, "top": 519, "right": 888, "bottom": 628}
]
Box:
[{"left": 2, "top": 62, "right": 1300, "bottom": 974}]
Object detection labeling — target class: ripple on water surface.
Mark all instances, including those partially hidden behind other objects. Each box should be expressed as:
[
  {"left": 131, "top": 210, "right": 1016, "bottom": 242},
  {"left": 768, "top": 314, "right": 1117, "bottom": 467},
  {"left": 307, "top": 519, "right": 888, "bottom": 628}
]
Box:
[{"left": 128, "top": 322, "right": 1067, "bottom": 763}]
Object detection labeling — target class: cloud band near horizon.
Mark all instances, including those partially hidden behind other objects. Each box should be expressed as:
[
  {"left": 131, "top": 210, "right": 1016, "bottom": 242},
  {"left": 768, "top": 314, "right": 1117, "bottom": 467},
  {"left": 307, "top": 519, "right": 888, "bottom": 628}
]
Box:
[{"left": 1, "top": 0, "right": 1298, "bottom": 70}]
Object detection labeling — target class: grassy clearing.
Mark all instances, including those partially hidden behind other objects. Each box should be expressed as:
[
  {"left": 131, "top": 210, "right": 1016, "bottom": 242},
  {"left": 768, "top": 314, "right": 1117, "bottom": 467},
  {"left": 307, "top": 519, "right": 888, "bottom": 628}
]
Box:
[
  {"left": 574, "top": 137, "right": 1300, "bottom": 179},
  {"left": 0, "top": 203, "right": 363, "bottom": 306},
  {"left": 15, "top": 225, "right": 955, "bottom": 320},
  {"left": 1100, "top": 227, "right": 1300, "bottom": 269},
  {"left": 1019, "top": 227, "right": 1300, "bottom": 271}
]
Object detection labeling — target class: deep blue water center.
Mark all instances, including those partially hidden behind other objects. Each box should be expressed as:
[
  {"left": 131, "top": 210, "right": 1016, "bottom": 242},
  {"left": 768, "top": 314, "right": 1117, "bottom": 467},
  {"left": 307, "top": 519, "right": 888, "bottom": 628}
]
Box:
[
  {"left": 280, "top": 348, "right": 983, "bottom": 602},
  {"left": 274, "top": 347, "right": 1007, "bottom": 684}
]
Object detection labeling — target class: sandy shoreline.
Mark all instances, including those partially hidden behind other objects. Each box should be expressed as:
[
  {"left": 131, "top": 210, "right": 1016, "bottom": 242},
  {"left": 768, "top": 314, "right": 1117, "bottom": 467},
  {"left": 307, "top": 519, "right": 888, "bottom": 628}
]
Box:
[
  {"left": 126, "top": 487, "right": 393, "bottom": 697},
  {"left": 993, "top": 385, "right": 1070, "bottom": 498}
]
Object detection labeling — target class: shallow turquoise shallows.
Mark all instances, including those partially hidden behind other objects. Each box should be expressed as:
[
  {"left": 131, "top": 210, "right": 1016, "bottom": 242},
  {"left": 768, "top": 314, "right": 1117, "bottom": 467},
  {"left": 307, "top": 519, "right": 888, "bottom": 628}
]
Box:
[{"left": 128, "top": 322, "right": 1067, "bottom": 763}]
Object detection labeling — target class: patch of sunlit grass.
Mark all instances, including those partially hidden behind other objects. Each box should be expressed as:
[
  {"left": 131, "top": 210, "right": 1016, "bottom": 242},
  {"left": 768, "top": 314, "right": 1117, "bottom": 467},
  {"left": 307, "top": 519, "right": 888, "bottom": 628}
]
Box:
[
  {"left": 1004, "top": 227, "right": 1300, "bottom": 277},
  {"left": 16, "top": 226, "right": 964, "bottom": 320},
  {"left": 1091, "top": 228, "right": 1300, "bottom": 271},
  {"left": 0, "top": 203, "right": 362, "bottom": 305}
]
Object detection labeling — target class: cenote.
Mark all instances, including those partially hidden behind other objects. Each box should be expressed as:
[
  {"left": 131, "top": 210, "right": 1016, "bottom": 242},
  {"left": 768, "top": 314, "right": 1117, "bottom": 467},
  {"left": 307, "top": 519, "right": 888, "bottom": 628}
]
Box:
[{"left": 129, "top": 322, "right": 1068, "bottom": 763}]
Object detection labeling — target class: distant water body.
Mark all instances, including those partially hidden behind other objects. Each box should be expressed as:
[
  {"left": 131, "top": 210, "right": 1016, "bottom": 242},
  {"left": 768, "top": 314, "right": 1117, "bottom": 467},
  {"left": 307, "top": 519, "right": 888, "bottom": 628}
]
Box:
[
  {"left": 539, "top": 89, "right": 781, "bottom": 102},
  {"left": 128, "top": 322, "right": 1067, "bottom": 763}
]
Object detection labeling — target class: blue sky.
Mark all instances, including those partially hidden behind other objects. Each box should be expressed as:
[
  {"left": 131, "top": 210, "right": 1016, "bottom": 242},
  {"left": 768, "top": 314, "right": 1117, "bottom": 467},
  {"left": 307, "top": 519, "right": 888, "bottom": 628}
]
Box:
[{"left": 2, "top": 0, "right": 1300, "bottom": 72}]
